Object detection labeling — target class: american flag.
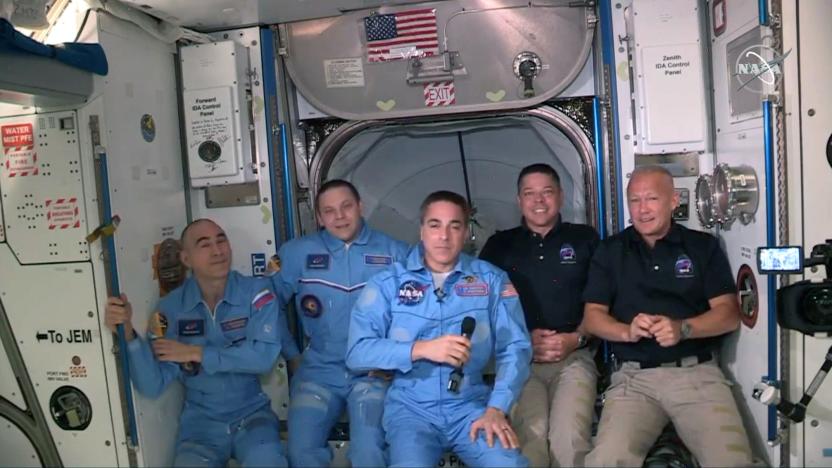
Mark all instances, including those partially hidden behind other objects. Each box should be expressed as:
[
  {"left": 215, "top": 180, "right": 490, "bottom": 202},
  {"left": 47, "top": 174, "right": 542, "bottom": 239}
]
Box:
[{"left": 364, "top": 8, "right": 439, "bottom": 62}]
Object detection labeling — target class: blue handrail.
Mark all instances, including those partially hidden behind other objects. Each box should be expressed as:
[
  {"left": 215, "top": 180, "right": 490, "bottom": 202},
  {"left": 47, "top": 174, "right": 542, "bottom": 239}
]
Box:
[
  {"left": 762, "top": 100, "right": 777, "bottom": 442},
  {"left": 96, "top": 147, "right": 138, "bottom": 448}
]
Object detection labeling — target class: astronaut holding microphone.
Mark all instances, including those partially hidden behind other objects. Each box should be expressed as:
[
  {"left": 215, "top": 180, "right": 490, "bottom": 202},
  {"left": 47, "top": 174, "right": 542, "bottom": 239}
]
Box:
[{"left": 347, "top": 191, "right": 532, "bottom": 468}]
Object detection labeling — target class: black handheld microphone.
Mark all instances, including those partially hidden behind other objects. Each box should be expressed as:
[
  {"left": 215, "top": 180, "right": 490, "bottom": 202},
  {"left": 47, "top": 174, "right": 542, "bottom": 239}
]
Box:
[{"left": 447, "top": 316, "right": 476, "bottom": 393}]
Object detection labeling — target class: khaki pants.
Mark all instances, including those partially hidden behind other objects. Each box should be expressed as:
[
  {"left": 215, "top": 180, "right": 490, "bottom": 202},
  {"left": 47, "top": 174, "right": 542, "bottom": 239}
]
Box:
[
  {"left": 585, "top": 361, "right": 752, "bottom": 467},
  {"left": 511, "top": 348, "right": 597, "bottom": 467}
]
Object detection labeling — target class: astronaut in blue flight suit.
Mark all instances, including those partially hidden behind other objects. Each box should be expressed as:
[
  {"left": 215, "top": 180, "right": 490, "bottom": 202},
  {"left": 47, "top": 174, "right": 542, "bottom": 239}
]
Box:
[
  {"left": 272, "top": 180, "right": 409, "bottom": 467},
  {"left": 347, "top": 190, "right": 532, "bottom": 468},
  {"left": 105, "top": 219, "right": 287, "bottom": 467}
]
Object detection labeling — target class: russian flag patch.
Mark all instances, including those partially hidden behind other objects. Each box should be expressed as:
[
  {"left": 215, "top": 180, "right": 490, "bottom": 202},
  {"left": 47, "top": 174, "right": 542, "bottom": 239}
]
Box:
[{"left": 252, "top": 288, "right": 276, "bottom": 310}]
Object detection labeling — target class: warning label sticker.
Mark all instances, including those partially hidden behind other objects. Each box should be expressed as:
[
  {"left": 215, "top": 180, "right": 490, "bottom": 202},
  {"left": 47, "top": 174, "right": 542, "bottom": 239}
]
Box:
[
  {"left": 46, "top": 198, "right": 80, "bottom": 230},
  {"left": 423, "top": 81, "right": 455, "bottom": 107},
  {"left": 2, "top": 123, "right": 39, "bottom": 177},
  {"left": 70, "top": 366, "right": 87, "bottom": 378}
]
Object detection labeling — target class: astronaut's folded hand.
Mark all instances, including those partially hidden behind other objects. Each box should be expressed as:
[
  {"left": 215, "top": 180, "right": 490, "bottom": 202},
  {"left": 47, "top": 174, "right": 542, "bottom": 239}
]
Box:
[
  {"left": 411, "top": 334, "right": 471, "bottom": 367},
  {"left": 152, "top": 338, "right": 202, "bottom": 363}
]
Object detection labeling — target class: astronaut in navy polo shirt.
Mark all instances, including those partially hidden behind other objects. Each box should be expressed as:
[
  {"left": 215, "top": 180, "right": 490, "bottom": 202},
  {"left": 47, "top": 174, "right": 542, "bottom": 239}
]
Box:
[
  {"left": 582, "top": 166, "right": 752, "bottom": 467},
  {"left": 104, "top": 219, "right": 287, "bottom": 467},
  {"left": 347, "top": 191, "right": 531, "bottom": 468},
  {"left": 480, "top": 163, "right": 599, "bottom": 467},
  {"left": 272, "top": 179, "right": 409, "bottom": 467}
]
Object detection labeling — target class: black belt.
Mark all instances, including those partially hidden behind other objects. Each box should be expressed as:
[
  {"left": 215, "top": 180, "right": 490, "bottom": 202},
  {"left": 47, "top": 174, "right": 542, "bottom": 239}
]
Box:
[{"left": 614, "top": 352, "right": 713, "bottom": 371}]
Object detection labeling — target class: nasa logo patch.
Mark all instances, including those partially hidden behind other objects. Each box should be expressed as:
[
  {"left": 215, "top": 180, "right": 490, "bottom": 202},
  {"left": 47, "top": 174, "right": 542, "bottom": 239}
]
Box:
[
  {"left": 560, "top": 244, "right": 576, "bottom": 264},
  {"left": 397, "top": 280, "right": 428, "bottom": 306},
  {"left": 675, "top": 255, "right": 694, "bottom": 278}
]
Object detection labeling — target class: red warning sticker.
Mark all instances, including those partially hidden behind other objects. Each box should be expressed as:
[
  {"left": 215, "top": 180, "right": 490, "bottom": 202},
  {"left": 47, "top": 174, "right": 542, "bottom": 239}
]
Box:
[
  {"left": 2, "top": 123, "right": 38, "bottom": 177},
  {"left": 70, "top": 366, "right": 87, "bottom": 378},
  {"left": 46, "top": 198, "right": 80, "bottom": 230},
  {"left": 423, "top": 81, "right": 455, "bottom": 107}
]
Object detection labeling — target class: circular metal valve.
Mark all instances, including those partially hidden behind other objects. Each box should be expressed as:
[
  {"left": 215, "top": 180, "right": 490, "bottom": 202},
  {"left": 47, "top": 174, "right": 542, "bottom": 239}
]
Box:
[
  {"left": 695, "top": 174, "right": 717, "bottom": 228},
  {"left": 49, "top": 386, "right": 92, "bottom": 431},
  {"left": 513, "top": 52, "right": 542, "bottom": 98},
  {"left": 712, "top": 163, "right": 759, "bottom": 227}
]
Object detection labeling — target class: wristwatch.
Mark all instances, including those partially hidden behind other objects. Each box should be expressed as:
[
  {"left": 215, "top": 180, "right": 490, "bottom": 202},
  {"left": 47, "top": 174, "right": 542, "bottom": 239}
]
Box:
[
  {"left": 576, "top": 333, "right": 589, "bottom": 349},
  {"left": 680, "top": 320, "right": 693, "bottom": 340}
]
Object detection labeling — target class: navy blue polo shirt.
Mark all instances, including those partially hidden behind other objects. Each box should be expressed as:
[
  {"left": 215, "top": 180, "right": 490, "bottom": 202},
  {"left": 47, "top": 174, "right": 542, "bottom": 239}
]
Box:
[
  {"left": 582, "top": 223, "right": 736, "bottom": 362},
  {"left": 480, "top": 218, "right": 599, "bottom": 332}
]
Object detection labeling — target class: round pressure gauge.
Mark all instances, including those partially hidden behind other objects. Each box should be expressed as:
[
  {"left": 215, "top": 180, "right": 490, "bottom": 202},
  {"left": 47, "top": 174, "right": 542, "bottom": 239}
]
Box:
[
  {"left": 695, "top": 174, "right": 717, "bottom": 228},
  {"left": 712, "top": 163, "right": 759, "bottom": 227}
]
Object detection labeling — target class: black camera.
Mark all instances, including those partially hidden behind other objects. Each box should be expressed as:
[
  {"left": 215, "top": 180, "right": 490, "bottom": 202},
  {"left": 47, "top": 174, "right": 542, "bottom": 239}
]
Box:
[{"left": 758, "top": 240, "right": 832, "bottom": 335}]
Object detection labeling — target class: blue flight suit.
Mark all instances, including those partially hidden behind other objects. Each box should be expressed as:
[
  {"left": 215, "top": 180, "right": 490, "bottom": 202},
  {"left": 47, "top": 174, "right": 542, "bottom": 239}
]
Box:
[
  {"left": 346, "top": 245, "right": 532, "bottom": 468},
  {"left": 126, "top": 271, "right": 287, "bottom": 467},
  {"left": 272, "top": 220, "right": 409, "bottom": 467}
]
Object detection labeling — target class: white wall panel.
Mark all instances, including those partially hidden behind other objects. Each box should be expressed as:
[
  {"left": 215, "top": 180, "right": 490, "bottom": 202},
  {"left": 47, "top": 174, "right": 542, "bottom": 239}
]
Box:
[
  {"left": 710, "top": 0, "right": 778, "bottom": 463},
  {"left": 190, "top": 28, "right": 279, "bottom": 278},
  {"left": 790, "top": 1, "right": 832, "bottom": 465},
  {"left": 0, "top": 245, "right": 118, "bottom": 467},
  {"left": 0, "top": 417, "right": 40, "bottom": 467},
  {"left": 0, "top": 335, "right": 26, "bottom": 410},
  {"left": 1, "top": 111, "right": 90, "bottom": 264}
]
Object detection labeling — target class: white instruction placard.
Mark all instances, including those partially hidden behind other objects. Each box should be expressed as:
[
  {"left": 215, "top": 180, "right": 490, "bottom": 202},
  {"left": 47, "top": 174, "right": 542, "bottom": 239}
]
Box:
[
  {"left": 183, "top": 86, "right": 238, "bottom": 178},
  {"left": 324, "top": 58, "right": 365, "bottom": 88},
  {"left": 640, "top": 44, "right": 704, "bottom": 145}
]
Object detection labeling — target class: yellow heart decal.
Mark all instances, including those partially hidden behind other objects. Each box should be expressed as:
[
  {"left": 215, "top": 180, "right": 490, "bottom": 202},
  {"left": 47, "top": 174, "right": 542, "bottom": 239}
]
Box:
[
  {"left": 261, "top": 204, "right": 272, "bottom": 224},
  {"left": 485, "top": 90, "right": 506, "bottom": 102},
  {"left": 617, "top": 61, "right": 630, "bottom": 81},
  {"left": 252, "top": 96, "right": 265, "bottom": 116},
  {"left": 376, "top": 99, "right": 396, "bottom": 111}
]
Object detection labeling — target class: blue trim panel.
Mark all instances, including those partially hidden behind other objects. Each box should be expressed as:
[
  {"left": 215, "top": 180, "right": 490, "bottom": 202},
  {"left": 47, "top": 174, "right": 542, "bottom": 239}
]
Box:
[
  {"left": 260, "top": 27, "right": 283, "bottom": 248},
  {"left": 599, "top": 0, "right": 625, "bottom": 231},
  {"left": 759, "top": 0, "right": 770, "bottom": 26},
  {"left": 97, "top": 151, "right": 138, "bottom": 447},
  {"left": 763, "top": 100, "right": 777, "bottom": 441},
  {"left": 592, "top": 97, "right": 608, "bottom": 239},
  {"left": 279, "top": 123, "right": 295, "bottom": 240}
]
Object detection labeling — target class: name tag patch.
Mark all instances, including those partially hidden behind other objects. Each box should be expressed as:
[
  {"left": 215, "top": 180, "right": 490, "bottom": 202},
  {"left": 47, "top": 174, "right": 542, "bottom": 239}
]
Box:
[
  {"left": 364, "top": 254, "right": 392, "bottom": 266},
  {"left": 220, "top": 317, "right": 248, "bottom": 332},
  {"left": 307, "top": 254, "right": 330, "bottom": 270},
  {"left": 178, "top": 319, "right": 205, "bottom": 337},
  {"left": 455, "top": 275, "right": 489, "bottom": 296}
]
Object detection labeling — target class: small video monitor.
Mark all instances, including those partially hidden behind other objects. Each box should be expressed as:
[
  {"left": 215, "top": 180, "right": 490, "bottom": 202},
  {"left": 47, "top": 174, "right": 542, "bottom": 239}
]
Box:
[{"left": 757, "top": 246, "right": 804, "bottom": 274}]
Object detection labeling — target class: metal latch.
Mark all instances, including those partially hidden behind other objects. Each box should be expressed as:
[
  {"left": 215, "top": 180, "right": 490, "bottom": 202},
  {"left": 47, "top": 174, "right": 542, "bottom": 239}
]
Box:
[{"left": 406, "top": 51, "right": 467, "bottom": 85}]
